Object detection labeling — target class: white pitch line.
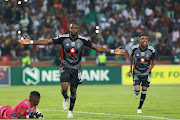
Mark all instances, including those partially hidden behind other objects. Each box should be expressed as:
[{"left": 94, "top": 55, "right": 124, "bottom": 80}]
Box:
[{"left": 38, "top": 109, "right": 180, "bottom": 120}]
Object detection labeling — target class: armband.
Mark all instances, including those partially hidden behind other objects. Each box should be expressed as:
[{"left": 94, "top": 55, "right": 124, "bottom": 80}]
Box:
[
  {"left": 110, "top": 49, "right": 114, "bottom": 54},
  {"left": 30, "top": 40, "right": 33, "bottom": 44}
]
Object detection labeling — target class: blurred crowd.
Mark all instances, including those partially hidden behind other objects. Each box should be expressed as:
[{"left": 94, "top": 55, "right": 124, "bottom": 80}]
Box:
[{"left": 0, "top": 0, "right": 179, "bottom": 63}]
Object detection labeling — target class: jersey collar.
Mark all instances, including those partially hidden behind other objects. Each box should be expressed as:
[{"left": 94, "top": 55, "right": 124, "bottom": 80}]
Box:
[
  {"left": 139, "top": 45, "right": 148, "bottom": 52},
  {"left": 69, "top": 34, "right": 78, "bottom": 41}
]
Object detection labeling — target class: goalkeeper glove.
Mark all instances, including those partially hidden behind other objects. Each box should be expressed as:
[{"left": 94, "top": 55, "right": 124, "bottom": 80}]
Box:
[{"left": 29, "top": 111, "right": 43, "bottom": 119}]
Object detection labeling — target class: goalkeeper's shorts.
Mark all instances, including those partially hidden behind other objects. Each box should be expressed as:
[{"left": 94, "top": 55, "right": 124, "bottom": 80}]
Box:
[{"left": 0, "top": 105, "right": 11, "bottom": 119}]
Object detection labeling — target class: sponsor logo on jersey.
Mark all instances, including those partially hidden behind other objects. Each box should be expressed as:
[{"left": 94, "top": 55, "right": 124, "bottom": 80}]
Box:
[
  {"left": 140, "top": 58, "right": 145, "bottom": 62},
  {"left": 136, "top": 54, "right": 139, "bottom": 56},
  {"left": 70, "top": 48, "right": 76, "bottom": 53}
]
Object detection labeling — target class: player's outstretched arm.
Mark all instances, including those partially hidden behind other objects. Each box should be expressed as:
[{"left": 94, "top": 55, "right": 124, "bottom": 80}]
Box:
[
  {"left": 18, "top": 36, "right": 54, "bottom": 45},
  {"left": 90, "top": 44, "right": 125, "bottom": 54}
]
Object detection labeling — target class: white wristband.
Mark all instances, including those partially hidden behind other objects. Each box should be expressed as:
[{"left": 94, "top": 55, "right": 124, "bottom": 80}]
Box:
[
  {"left": 30, "top": 40, "right": 33, "bottom": 44},
  {"left": 110, "top": 49, "right": 114, "bottom": 54}
]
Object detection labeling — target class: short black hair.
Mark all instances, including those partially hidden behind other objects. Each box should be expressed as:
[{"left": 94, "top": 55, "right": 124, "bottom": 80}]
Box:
[
  {"left": 69, "top": 22, "right": 79, "bottom": 28},
  {"left": 30, "top": 91, "right": 40, "bottom": 97},
  {"left": 139, "top": 33, "right": 148, "bottom": 38},
  {"left": 70, "top": 22, "right": 79, "bottom": 26},
  {"left": 69, "top": 22, "right": 80, "bottom": 30}
]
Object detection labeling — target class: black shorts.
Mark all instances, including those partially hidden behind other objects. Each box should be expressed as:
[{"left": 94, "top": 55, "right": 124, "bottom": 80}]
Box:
[
  {"left": 60, "top": 67, "right": 81, "bottom": 88},
  {"left": 133, "top": 75, "right": 151, "bottom": 87}
]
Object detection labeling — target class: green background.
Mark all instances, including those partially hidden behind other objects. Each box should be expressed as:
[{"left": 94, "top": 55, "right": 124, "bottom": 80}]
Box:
[{"left": 11, "top": 66, "right": 122, "bottom": 85}]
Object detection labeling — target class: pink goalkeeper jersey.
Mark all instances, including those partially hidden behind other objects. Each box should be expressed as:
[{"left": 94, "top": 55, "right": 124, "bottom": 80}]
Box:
[{"left": 3, "top": 99, "right": 36, "bottom": 119}]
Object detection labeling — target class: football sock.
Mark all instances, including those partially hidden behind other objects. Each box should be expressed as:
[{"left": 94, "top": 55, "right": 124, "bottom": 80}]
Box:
[
  {"left": 134, "top": 90, "right": 140, "bottom": 96},
  {"left": 138, "top": 90, "right": 147, "bottom": 109},
  {"left": 61, "top": 90, "right": 69, "bottom": 99},
  {"left": 69, "top": 96, "right": 76, "bottom": 111}
]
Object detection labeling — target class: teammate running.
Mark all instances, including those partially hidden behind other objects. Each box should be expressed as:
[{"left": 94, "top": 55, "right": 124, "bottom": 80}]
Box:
[{"left": 128, "top": 34, "right": 155, "bottom": 113}]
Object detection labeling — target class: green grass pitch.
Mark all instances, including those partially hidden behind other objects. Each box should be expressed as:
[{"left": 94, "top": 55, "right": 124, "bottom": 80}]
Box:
[{"left": 0, "top": 85, "right": 180, "bottom": 120}]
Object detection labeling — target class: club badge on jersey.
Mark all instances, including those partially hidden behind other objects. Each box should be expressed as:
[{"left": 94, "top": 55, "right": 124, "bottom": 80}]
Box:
[
  {"left": 77, "top": 43, "right": 81, "bottom": 48},
  {"left": 146, "top": 54, "right": 150, "bottom": 58}
]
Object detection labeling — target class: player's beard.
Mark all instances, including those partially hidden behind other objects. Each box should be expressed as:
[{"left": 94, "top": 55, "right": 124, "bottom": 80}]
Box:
[{"left": 70, "top": 32, "right": 78, "bottom": 36}]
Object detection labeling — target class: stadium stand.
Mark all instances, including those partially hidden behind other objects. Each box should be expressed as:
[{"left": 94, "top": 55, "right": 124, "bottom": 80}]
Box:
[{"left": 0, "top": 0, "right": 179, "bottom": 65}]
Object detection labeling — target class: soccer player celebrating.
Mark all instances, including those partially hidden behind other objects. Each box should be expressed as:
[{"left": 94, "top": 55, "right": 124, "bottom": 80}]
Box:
[
  {"left": 128, "top": 34, "right": 155, "bottom": 113},
  {"left": 0, "top": 91, "right": 42, "bottom": 119},
  {"left": 18, "top": 22, "right": 125, "bottom": 118}
]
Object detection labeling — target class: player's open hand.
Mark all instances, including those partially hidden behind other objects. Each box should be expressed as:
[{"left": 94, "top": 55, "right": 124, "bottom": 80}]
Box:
[
  {"left": 128, "top": 70, "right": 133, "bottom": 76},
  {"left": 114, "top": 46, "right": 125, "bottom": 54},
  {"left": 18, "top": 36, "right": 30, "bottom": 44}
]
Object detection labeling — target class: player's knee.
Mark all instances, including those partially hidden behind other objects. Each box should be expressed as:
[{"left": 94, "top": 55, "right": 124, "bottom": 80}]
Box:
[
  {"left": 70, "top": 89, "right": 77, "bottom": 97},
  {"left": 70, "top": 92, "right": 76, "bottom": 97},
  {"left": 61, "top": 88, "right": 68, "bottom": 93},
  {"left": 71, "top": 89, "right": 76, "bottom": 94},
  {"left": 61, "top": 82, "right": 69, "bottom": 90}
]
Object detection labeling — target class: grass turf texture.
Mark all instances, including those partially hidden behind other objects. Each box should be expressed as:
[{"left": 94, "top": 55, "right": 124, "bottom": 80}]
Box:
[{"left": 0, "top": 85, "right": 180, "bottom": 120}]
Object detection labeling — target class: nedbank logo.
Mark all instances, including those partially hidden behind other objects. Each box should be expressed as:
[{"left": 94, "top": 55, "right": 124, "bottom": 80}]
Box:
[
  {"left": 81, "top": 70, "right": 110, "bottom": 81},
  {"left": 23, "top": 67, "right": 40, "bottom": 85}
]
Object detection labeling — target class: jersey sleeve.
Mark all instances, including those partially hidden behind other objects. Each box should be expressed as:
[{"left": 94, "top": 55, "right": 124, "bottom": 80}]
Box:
[
  {"left": 82, "top": 38, "right": 92, "bottom": 47},
  {"left": 151, "top": 52, "right": 155, "bottom": 60},
  {"left": 131, "top": 46, "right": 135, "bottom": 56},
  {"left": 149, "top": 46, "right": 155, "bottom": 60},
  {"left": 17, "top": 102, "right": 27, "bottom": 115},
  {"left": 131, "top": 45, "right": 139, "bottom": 56},
  {"left": 151, "top": 49, "right": 155, "bottom": 60},
  {"left": 131, "top": 49, "right": 135, "bottom": 56},
  {"left": 52, "top": 35, "right": 65, "bottom": 44}
]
